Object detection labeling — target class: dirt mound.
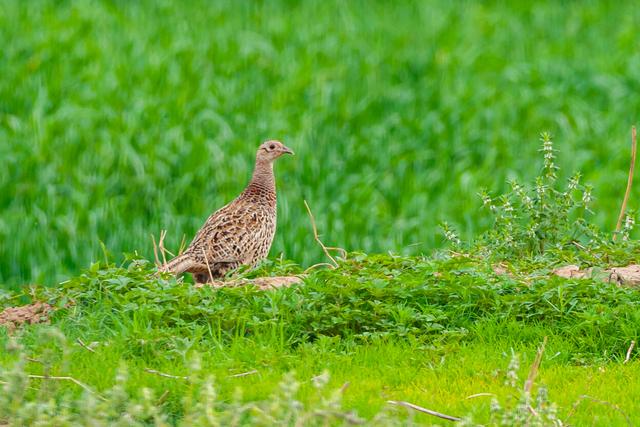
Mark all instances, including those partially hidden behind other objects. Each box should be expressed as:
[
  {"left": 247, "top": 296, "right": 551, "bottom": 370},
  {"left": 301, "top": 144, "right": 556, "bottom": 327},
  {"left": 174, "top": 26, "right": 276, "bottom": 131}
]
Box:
[
  {"left": 554, "top": 264, "right": 640, "bottom": 287},
  {"left": 195, "top": 275, "right": 304, "bottom": 290},
  {"left": 0, "top": 302, "right": 54, "bottom": 333}
]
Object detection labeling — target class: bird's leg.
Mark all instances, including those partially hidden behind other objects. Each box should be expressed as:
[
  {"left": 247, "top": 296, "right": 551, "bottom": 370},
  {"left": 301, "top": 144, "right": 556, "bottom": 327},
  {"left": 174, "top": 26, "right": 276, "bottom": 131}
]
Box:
[
  {"left": 191, "top": 261, "right": 242, "bottom": 284},
  {"left": 193, "top": 273, "right": 210, "bottom": 284}
]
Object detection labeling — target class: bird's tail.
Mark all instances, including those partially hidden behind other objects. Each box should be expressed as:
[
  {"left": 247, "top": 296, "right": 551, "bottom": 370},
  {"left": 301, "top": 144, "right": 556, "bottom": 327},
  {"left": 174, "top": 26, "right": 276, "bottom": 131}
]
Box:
[{"left": 158, "top": 253, "right": 195, "bottom": 275}]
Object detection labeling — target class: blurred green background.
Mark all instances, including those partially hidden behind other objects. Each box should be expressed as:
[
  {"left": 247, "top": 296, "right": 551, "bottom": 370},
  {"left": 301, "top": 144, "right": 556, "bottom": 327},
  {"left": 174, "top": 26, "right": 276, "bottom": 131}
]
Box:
[{"left": 1, "top": 0, "right": 639, "bottom": 287}]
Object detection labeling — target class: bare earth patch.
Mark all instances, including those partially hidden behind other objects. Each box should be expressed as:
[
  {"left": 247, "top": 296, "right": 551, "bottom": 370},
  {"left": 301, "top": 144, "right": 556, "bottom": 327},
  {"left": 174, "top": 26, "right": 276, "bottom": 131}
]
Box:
[
  {"left": 194, "top": 275, "right": 304, "bottom": 290},
  {"left": 553, "top": 264, "right": 640, "bottom": 287},
  {"left": 0, "top": 302, "right": 55, "bottom": 333}
]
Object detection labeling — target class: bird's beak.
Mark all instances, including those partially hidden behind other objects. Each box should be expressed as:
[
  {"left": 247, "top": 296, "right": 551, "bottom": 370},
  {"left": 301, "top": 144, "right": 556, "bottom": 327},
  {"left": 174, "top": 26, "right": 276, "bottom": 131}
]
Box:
[{"left": 282, "top": 145, "right": 295, "bottom": 155}]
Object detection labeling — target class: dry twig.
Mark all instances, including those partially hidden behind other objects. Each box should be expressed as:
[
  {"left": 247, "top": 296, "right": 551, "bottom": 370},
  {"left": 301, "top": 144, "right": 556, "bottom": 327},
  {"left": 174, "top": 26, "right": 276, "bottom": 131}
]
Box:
[
  {"left": 228, "top": 369, "right": 258, "bottom": 378},
  {"left": 143, "top": 368, "right": 188, "bottom": 381},
  {"left": 303, "top": 262, "right": 337, "bottom": 273},
  {"left": 76, "top": 338, "right": 96, "bottom": 353},
  {"left": 326, "top": 245, "right": 348, "bottom": 259},
  {"left": 624, "top": 340, "right": 635, "bottom": 364},
  {"left": 158, "top": 230, "right": 173, "bottom": 264},
  {"left": 524, "top": 336, "right": 547, "bottom": 394},
  {"left": 178, "top": 234, "right": 187, "bottom": 255},
  {"left": 303, "top": 200, "right": 343, "bottom": 268},
  {"left": 156, "top": 390, "right": 170, "bottom": 406},
  {"left": 387, "top": 400, "right": 461, "bottom": 422},
  {"left": 152, "top": 230, "right": 177, "bottom": 268},
  {"left": 28, "top": 375, "right": 106, "bottom": 401},
  {"left": 614, "top": 126, "right": 637, "bottom": 240},
  {"left": 465, "top": 393, "right": 495, "bottom": 400},
  {"left": 151, "top": 233, "right": 161, "bottom": 268}
]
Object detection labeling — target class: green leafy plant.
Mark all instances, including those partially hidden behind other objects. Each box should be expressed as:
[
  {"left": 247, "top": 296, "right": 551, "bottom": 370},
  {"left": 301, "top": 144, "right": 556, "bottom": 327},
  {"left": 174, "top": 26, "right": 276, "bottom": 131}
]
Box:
[
  {"left": 8, "top": 255, "right": 630, "bottom": 358},
  {"left": 477, "top": 133, "right": 599, "bottom": 258}
]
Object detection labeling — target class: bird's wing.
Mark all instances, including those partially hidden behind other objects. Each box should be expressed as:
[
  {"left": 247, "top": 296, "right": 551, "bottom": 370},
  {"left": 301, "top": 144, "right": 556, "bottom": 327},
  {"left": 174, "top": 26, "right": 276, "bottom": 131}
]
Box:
[{"left": 187, "top": 201, "right": 269, "bottom": 265}]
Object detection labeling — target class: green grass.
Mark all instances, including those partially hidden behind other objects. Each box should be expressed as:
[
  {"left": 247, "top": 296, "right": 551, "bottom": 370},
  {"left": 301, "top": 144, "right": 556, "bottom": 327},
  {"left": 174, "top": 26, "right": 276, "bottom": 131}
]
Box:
[
  {"left": 3, "top": 333, "right": 639, "bottom": 425},
  {"left": 2, "top": 0, "right": 640, "bottom": 286},
  {"left": 2, "top": 254, "right": 639, "bottom": 424}
]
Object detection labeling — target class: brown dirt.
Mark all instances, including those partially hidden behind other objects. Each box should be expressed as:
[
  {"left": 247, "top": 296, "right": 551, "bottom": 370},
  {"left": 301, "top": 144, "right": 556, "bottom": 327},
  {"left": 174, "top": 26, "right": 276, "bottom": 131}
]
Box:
[
  {"left": 553, "top": 264, "right": 640, "bottom": 287},
  {"left": 0, "top": 301, "right": 55, "bottom": 333},
  {"left": 195, "top": 275, "right": 304, "bottom": 290}
]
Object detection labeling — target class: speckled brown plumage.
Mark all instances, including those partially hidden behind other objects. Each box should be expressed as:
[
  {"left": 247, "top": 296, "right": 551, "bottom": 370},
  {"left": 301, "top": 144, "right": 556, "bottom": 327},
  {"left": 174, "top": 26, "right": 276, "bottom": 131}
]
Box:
[{"left": 160, "top": 140, "right": 293, "bottom": 283}]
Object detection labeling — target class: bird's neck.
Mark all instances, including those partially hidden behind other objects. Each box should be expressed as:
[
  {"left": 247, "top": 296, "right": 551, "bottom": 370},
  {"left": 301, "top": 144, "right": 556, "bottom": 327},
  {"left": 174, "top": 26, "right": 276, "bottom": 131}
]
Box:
[{"left": 243, "top": 158, "right": 276, "bottom": 205}]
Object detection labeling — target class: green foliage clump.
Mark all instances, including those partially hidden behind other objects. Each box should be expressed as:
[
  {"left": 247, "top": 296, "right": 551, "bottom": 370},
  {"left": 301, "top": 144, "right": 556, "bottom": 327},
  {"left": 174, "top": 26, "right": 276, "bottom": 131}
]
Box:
[
  {"left": 15, "top": 254, "right": 634, "bottom": 361},
  {"left": 442, "top": 134, "right": 639, "bottom": 266},
  {"left": 478, "top": 133, "right": 597, "bottom": 257}
]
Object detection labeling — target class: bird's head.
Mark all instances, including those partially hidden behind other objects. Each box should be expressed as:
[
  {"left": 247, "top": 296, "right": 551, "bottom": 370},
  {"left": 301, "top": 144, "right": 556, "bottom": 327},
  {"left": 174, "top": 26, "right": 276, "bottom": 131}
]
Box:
[{"left": 256, "top": 140, "right": 294, "bottom": 163}]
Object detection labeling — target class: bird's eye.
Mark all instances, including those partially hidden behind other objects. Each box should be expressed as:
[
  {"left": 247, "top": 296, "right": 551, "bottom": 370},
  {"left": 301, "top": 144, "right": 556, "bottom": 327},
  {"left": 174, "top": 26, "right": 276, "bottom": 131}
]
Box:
[{"left": 269, "top": 144, "right": 276, "bottom": 150}]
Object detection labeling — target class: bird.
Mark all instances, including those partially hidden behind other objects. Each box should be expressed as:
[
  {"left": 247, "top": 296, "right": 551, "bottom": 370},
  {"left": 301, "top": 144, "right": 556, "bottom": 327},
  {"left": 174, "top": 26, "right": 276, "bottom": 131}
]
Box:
[{"left": 159, "top": 140, "right": 294, "bottom": 283}]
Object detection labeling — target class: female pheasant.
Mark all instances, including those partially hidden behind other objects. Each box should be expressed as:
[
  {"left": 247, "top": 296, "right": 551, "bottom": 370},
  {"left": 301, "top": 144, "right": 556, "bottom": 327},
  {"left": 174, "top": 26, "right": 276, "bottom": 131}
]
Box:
[{"left": 159, "top": 140, "right": 294, "bottom": 283}]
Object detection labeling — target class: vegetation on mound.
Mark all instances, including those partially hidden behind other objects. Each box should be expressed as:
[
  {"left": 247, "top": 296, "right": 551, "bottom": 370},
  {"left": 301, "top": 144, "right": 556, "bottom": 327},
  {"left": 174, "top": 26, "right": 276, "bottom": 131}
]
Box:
[
  {"left": 1, "top": 252, "right": 639, "bottom": 425},
  {"left": 21, "top": 252, "right": 638, "bottom": 355}
]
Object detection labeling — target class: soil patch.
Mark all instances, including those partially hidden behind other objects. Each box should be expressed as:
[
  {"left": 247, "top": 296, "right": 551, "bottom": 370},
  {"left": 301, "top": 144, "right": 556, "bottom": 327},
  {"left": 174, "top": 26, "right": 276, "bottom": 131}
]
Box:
[
  {"left": 553, "top": 264, "right": 640, "bottom": 287},
  {"left": 195, "top": 275, "right": 304, "bottom": 290},
  {"left": 0, "top": 302, "right": 54, "bottom": 333}
]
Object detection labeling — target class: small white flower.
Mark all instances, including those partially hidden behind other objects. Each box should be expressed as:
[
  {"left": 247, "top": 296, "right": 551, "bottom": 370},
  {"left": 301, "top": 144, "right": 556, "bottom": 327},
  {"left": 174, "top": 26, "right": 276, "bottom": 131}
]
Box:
[
  {"left": 481, "top": 194, "right": 493, "bottom": 207},
  {"left": 505, "top": 354, "right": 520, "bottom": 387},
  {"left": 568, "top": 174, "right": 580, "bottom": 190},
  {"left": 624, "top": 214, "right": 635, "bottom": 229},
  {"left": 622, "top": 213, "right": 635, "bottom": 241},
  {"left": 503, "top": 200, "right": 514, "bottom": 213}
]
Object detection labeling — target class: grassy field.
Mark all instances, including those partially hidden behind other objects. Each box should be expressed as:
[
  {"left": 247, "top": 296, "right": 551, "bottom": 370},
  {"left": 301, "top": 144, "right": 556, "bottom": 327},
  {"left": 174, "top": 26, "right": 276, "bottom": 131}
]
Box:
[
  {"left": 2, "top": 0, "right": 640, "bottom": 286},
  {"left": 2, "top": 252, "right": 640, "bottom": 424},
  {"left": 2, "top": 1, "right": 640, "bottom": 425}
]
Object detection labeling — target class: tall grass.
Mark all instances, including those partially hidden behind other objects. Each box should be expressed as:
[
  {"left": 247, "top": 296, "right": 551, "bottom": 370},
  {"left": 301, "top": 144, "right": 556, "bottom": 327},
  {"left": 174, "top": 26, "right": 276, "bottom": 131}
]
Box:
[{"left": 1, "top": 0, "right": 639, "bottom": 285}]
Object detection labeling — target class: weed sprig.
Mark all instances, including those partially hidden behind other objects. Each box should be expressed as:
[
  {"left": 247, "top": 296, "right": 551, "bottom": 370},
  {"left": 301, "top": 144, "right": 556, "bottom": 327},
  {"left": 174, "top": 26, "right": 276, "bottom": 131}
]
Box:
[{"left": 477, "top": 134, "right": 600, "bottom": 257}]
